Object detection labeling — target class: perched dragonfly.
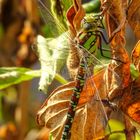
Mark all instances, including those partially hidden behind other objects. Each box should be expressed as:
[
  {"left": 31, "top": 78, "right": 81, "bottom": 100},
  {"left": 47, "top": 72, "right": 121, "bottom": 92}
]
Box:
[
  {"left": 36, "top": 0, "right": 121, "bottom": 139},
  {"left": 61, "top": 13, "right": 123, "bottom": 139}
]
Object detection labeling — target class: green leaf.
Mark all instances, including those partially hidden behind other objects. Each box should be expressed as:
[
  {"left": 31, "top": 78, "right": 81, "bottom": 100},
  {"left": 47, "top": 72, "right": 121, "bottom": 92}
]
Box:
[
  {"left": 0, "top": 67, "right": 40, "bottom": 90},
  {"left": 106, "top": 119, "right": 125, "bottom": 140},
  {"left": 36, "top": 33, "right": 69, "bottom": 93},
  {"left": 42, "top": 24, "right": 58, "bottom": 38},
  {"left": 0, "top": 66, "right": 68, "bottom": 94},
  {"left": 51, "top": 0, "right": 72, "bottom": 34},
  {"left": 130, "top": 64, "right": 140, "bottom": 80},
  {"left": 83, "top": 0, "right": 101, "bottom": 13}
]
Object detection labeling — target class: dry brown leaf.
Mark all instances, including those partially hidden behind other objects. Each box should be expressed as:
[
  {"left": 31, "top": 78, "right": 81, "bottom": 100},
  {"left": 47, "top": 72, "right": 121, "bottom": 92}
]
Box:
[
  {"left": 37, "top": 69, "right": 109, "bottom": 140},
  {"left": 100, "top": 0, "right": 127, "bottom": 40},
  {"left": 100, "top": 3, "right": 139, "bottom": 137},
  {"left": 120, "top": 40, "right": 140, "bottom": 125},
  {"left": 101, "top": 2, "right": 139, "bottom": 137},
  {"left": 131, "top": 40, "right": 140, "bottom": 70},
  {"left": 128, "top": 79, "right": 140, "bottom": 124},
  {"left": 128, "top": 0, "right": 140, "bottom": 39},
  {"left": 119, "top": 77, "right": 140, "bottom": 125},
  {"left": 100, "top": 0, "right": 130, "bottom": 100},
  {"left": 100, "top": 0, "right": 140, "bottom": 126},
  {"left": 130, "top": 40, "right": 140, "bottom": 124},
  {"left": 66, "top": 0, "right": 85, "bottom": 38}
]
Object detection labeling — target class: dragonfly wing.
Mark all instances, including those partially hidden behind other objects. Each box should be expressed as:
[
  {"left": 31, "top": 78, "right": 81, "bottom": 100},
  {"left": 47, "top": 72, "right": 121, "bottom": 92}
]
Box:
[
  {"left": 38, "top": 0, "right": 70, "bottom": 37},
  {"left": 84, "top": 51, "right": 122, "bottom": 97},
  {"left": 82, "top": 71, "right": 109, "bottom": 139}
]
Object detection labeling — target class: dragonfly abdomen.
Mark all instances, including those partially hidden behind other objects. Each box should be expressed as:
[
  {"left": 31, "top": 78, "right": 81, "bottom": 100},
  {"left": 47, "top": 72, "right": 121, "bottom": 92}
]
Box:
[{"left": 61, "top": 58, "right": 86, "bottom": 140}]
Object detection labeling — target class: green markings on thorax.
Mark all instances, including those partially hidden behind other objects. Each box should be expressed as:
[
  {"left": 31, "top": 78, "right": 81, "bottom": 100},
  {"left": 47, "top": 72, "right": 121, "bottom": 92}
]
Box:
[
  {"left": 79, "top": 32, "right": 98, "bottom": 54},
  {"left": 83, "top": 35, "right": 97, "bottom": 53}
]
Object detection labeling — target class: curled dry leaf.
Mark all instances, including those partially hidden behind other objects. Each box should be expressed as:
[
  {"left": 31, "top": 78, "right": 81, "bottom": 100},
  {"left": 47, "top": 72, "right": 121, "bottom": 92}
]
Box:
[
  {"left": 37, "top": 69, "right": 108, "bottom": 140},
  {"left": 127, "top": 0, "right": 140, "bottom": 39},
  {"left": 131, "top": 40, "right": 140, "bottom": 70},
  {"left": 101, "top": 0, "right": 130, "bottom": 100},
  {"left": 119, "top": 76, "right": 140, "bottom": 127},
  {"left": 66, "top": 0, "right": 85, "bottom": 37},
  {"left": 120, "top": 40, "right": 140, "bottom": 126},
  {"left": 100, "top": 0, "right": 127, "bottom": 40},
  {"left": 100, "top": 0, "right": 139, "bottom": 125},
  {"left": 66, "top": 0, "right": 85, "bottom": 78},
  {"left": 128, "top": 79, "right": 140, "bottom": 124},
  {"left": 101, "top": 1, "right": 140, "bottom": 134}
]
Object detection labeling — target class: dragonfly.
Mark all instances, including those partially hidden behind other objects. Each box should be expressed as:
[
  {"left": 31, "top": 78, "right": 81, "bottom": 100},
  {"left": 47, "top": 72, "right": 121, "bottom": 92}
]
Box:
[{"left": 36, "top": 0, "right": 122, "bottom": 139}]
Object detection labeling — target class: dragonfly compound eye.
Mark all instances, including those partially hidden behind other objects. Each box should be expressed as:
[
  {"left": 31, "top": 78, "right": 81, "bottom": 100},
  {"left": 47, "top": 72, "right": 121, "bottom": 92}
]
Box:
[
  {"left": 83, "top": 23, "right": 92, "bottom": 31},
  {"left": 81, "top": 18, "right": 92, "bottom": 30}
]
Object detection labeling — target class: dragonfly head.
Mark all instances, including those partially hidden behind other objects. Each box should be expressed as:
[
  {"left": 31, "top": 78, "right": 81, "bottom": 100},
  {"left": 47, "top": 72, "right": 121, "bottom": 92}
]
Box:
[
  {"left": 81, "top": 19, "right": 92, "bottom": 30},
  {"left": 81, "top": 14, "right": 104, "bottom": 31}
]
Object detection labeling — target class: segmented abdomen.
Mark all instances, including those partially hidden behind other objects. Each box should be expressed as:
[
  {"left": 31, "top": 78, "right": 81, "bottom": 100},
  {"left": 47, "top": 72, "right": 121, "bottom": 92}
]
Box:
[{"left": 61, "top": 58, "right": 86, "bottom": 140}]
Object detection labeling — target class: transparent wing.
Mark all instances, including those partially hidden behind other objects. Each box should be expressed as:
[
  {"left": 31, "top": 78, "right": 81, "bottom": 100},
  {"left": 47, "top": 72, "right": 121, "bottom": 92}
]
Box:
[
  {"left": 38, "top": 0, "right": 58, "bottom": 37},
  {"left": 38, "top": 0, "right": 70, "bottom": 36},
  {"left": 82, "top": 59, "right": 109, "bottom": 139},
  {"left": 78, "top": 30, "right": 123, "bottom": 137},
  {"left": 37, "top": 0, "right": 78, "bottom": 44}
]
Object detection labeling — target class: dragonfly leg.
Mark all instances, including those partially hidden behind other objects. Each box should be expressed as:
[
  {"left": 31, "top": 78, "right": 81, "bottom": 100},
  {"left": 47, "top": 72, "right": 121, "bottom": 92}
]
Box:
[
  {"left": 101, "top": 99, "right": 118, "bottom": 111},
  {"left": 109, "top": 16, "right": 126, "bottom": 42},
  {"left": 95, "top": 29, "right": 120, "bottom": 44},
  {"left": 98, "top": 34, "right": 125, "bottom": 63},
  {"left": 86, "top": 31, "right": 124, "bottom": 63},
  {"left": 96, "top": 30, "right": 110, "bottom": 44},
  {"left": 100, "top": 48, "right": 111, "bottom": 52},
  {"left": 89, "top": 40, "right": 111, "bottom": 53},
  {"left": 88, "top": 30, "right": 111, "bottom": 44}
]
